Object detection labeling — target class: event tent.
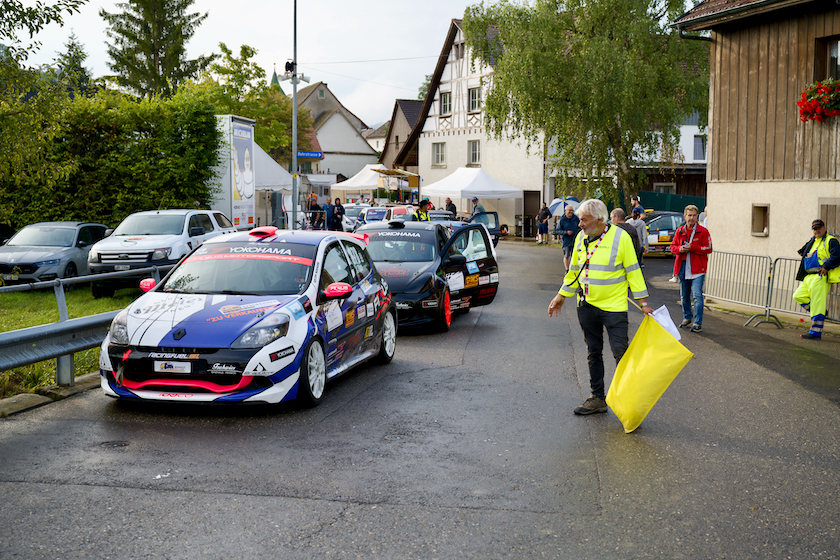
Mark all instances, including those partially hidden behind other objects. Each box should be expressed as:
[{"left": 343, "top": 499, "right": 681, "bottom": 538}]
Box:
[
  {"left": 330, "top": 163, "right": 387, "bottom": 196},
  {"left": 421, "top": 167, "right": 522, "bottom": 199},
  {"left": 254, "top": 143, "right": 293, "bottom": 192}
]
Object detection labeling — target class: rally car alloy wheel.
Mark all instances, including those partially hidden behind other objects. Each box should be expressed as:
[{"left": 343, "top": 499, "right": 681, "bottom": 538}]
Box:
[
  {"left": 298, "top": 338, "right": 326, "bottom": 406},
  {"left": 377, "top": 310, "right": 397, "bottom": 364}
]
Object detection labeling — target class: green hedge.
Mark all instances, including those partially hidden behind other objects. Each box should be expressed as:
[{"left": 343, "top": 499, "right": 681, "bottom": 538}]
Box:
[{"left": 1, "top": 89, "right": 222, "bottom": 230}]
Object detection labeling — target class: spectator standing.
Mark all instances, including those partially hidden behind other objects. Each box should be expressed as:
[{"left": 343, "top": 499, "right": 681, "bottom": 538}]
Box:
[
  {"left": 610, "top": 208, "right": 641, "bottom": 258},
  {"left": 471, "top": 197, "right": 486, "bottom": 217},
  {"left": 445, "top": 197, "right": 457, "bottom": 217},
  {"left": 537, "top": 202, "right": 552, "bottom": 244},
  {"left": 412, "top": 199, "right": 431, "bottom": 221},
  {"left": 309, "top": 197, "right": 324, "bottom": 230},
  {"left": 626, "top": 206, "right": 649, "bottom": 267},
  {"left": 547, "top": 199, "right": 652, "bottom": 415},
  {"left": 794, "top": 219, "right": 840, "bottom": 339},
  {"left": 332, "top": 198, "right": 345, "bottom": 231},
  {"left": 630, "top": 195, "right": 645, "bottom": 218},
  {"left": 670, "top": 205, "right": 713, "bottom": 333},
  {"left": 558, "top": 205, "right": 581, "bottom": 271}
]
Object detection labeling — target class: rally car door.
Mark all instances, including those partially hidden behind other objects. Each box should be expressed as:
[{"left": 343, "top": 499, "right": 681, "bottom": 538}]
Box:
[
  {"left": 340, "top": 239, "right": 381, "bottom": 355},
  {"left": 319, "top": 241, "right": 370, "bottom": 374},
  {"left": 440, "top": 224, "right": 499, "bottom": 311}
]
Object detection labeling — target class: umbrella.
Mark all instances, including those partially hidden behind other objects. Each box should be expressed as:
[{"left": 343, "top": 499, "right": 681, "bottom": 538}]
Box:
[{"left": 548, "top": 196, "right": 580, "bottom": 216}]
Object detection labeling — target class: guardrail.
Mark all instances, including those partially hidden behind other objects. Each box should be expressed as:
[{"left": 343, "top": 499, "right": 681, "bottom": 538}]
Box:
[
  {"left": 705, "top": 251, "right": 839, "bottom": 328},
  {"left": 0, "top": 265, "right": 173, "bottom": 386}
]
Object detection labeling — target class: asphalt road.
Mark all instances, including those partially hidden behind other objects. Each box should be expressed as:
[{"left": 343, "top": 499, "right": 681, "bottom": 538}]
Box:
[{"left": 1, "top": 244, "right": 838, "bottom": 559}]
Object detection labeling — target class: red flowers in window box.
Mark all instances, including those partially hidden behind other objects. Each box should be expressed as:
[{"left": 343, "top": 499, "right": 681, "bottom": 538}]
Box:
[{"left": 798, "top": 79, "right": 840, "bottom": 122}]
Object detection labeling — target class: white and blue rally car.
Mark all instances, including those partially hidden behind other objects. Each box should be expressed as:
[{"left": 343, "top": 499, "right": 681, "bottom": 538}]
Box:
[{"left": 99, "top": 227, "right": 397, "bottom": 406}]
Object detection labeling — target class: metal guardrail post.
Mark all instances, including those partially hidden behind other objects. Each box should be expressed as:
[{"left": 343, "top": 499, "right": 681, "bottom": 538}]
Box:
[{"left": 52, "top": 279, "right": 75, "bottom": 385}]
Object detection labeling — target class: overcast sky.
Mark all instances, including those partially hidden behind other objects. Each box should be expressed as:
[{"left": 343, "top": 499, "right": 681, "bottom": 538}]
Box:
[{"left": 18, "top": 0, "right": 478, "bottom": 127}]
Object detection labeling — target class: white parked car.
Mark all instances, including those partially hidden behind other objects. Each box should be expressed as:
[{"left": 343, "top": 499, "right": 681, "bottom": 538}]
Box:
[
  {"left": 342, "top": 203, "right": 371, "bottom": 232},
  {"left": 87, "top": 209, "right": 236, "bottom": 298}
]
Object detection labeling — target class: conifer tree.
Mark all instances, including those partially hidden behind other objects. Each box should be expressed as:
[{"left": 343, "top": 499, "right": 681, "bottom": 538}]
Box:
[{"left": 100, "top": 0, "right": 214, "bottom": 97}]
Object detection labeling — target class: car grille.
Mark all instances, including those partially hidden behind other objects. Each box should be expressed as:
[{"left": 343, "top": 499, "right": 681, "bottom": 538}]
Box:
[
  {"left": 99, "top": 251, "right": 152, "bottom": 264},
  {"left": 0, "top": 263, "right": 37, "bottom": 274}
]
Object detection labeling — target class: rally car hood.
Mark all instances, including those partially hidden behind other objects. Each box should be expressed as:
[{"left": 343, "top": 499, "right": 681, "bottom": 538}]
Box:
[
  {"left": 374, "top": 261, "right": 436, "bottom": 293},
  {"left": 0, "top": 245, "right": 73, "bottom": 264},
  {"left": 123, "top": 291, "right": 300, "bottom": 348}
]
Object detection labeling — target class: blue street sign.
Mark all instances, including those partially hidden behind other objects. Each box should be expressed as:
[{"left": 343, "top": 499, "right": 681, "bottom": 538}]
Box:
[{"left": 297, "top": 151, "right": 323, "bottom": 158}]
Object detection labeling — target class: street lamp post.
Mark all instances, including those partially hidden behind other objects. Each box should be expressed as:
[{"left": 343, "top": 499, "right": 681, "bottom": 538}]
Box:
[{"left": 282, "top": 0, "right": 308, "bottom": 230}]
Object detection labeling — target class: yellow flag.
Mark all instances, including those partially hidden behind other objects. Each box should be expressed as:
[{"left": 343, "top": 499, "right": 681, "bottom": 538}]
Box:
[{"left": 606, "top": 315, "right": 694, "bottom": 433}]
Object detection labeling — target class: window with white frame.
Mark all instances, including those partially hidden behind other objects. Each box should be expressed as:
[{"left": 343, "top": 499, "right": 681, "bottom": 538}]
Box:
[
  {"left": 433, "top": 142, "right": 446, "bottom": 165},
  {"left": 693, "top": 135, "right": 706, "bottom": 160},
  {"left": 467, "top": 140, "right": 480, "bottom": 165},
  {"left": 440, "top": 92, "right": 451, "bottom": 115},
  {"left": 468, "top": 88, "right": 481, "bottom": 112}
]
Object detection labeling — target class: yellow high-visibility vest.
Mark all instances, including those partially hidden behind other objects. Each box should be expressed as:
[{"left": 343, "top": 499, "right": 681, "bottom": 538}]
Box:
[{"left": 559, "top": 225, "right": 648, "bottom": 312}]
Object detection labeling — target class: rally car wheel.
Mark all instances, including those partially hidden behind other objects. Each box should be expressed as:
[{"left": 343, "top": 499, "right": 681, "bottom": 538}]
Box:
[
  {"left": 298, "top": 338, "right": 326, "bottom": 407},
  {"left": 436, "top": 289, "right": 451, "bottom": 333},
  {"left": 376, "top": 310, "right": 397, "bottom": 364}
]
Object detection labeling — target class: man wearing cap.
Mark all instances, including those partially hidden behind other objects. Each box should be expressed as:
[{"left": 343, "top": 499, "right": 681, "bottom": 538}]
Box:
[
  {"left": 630, "top": 195, "right": 645, "bottom": 219},
  {"left": 471, "top": 197, "right": 486, "bottom": 217},
  {"left": 794, "top": 219, "right": 840, "bottom": 340},
  {"left": 444, "top": 197, "right": 457, "bottom": 217},
  {"left": 412, "top": 199, "right": 431, "bottom": 222}
]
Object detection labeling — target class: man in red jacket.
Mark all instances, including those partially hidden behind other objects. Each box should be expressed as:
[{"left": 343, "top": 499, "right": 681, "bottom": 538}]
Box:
[{"left": 670, "top": 205, "right": 713, "bottom": 333}]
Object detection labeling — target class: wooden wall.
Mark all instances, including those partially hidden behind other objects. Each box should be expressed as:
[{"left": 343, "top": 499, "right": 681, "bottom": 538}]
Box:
[{"left": 708, "top": 5, "right": 840, "bottom": 181}]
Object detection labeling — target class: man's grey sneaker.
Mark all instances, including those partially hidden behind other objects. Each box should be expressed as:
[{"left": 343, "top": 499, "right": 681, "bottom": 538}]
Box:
[
  {"left": 679, "top": 319, "right": 692, "bottom": 328},
  {"left": 690, "top": 324, "right": 702, "bottom": 333},
  {"left": 574, "top": 396, "right": 608, "bottom": 415}
]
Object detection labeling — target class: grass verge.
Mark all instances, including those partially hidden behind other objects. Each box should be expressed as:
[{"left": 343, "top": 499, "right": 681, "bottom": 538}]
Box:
[{"left": 0, "top": 287, "right": 141, "bottom": 399}]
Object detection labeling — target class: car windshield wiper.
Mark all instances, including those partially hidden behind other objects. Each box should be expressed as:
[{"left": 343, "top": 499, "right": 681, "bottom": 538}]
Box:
[{"left": 218, "top": 290, "right": 261, "bottom": 296}]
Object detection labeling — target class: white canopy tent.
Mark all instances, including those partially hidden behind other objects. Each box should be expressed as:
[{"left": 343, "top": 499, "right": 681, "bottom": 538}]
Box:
[
  {"left": 421, "top": 167, "right": 522, "bottom": 200},
  {"left": 254, "top": 143, "right": 293, "bottom": 192},
  {"left": 330, "top": 163, "right": 387, "bottom": 198}
]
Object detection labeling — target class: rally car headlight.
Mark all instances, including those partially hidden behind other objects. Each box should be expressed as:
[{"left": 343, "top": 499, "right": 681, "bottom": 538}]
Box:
[
  {"left": 405, "top": 274, "right": 435, "bottom": 294},
  {"left": 232, "top": 313, "right": 291, "bottom": 349},
  {"left": 109, "top": 309, "right": 129, "bottom": 345}
]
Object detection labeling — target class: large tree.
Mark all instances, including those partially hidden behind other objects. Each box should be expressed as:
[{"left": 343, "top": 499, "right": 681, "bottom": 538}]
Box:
[
  {"left": 100, "top": 0, "right": 214, "bottom": 97},
  {"left": 463, "top": 0, "right": 709, "bottom": 204},
  {"left": 194, "top": 43, "right": 313, "bottom": 165}
]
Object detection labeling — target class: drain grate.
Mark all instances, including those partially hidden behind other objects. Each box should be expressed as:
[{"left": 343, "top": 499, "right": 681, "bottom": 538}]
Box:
[{"left": 100, "top": 441, "right": 130, "bottom": 448}]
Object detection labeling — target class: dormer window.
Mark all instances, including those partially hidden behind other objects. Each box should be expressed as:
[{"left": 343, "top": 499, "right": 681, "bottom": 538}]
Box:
[{"left": 318, "top": 89, "right": 325, "bottom": 99}]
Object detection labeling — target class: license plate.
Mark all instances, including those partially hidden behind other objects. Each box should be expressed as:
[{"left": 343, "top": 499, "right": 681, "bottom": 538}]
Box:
[
  {"left": 114, "top": 265, "right": 131, "bottom": 271},
  {"left": 1, "top": 273, "right": 18, "bottom": 281},
  {"left": 154, "top": 361, "right": 191, "bottom": 374}
]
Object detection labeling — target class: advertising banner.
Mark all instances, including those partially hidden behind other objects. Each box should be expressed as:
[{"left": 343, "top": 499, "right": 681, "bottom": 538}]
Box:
[{"left": 231, "top": 120, "right": 256, "bottom": 228}]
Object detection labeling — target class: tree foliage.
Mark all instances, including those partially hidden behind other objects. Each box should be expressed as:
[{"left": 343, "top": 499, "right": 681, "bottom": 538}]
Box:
[
  {"left": 463, "top": 0, "right": 709, "bottom": 204},
  {"left": 0, "top": 0, "right": 88, "bottom": 209},
  {"left": 100, "top": 0, "right": 214, "bottom": 97},
  {"left": 192, "top": 43, "right": 313, "bottom": 165},
  {"left": 55, "top": 31, "right": 94, "bottom": 93},
  {"left": 418, "top": 73, "right": 432, "bottom": 100},
  {"left": 0, "top": 89, "right": 222, "bottom": 229}
]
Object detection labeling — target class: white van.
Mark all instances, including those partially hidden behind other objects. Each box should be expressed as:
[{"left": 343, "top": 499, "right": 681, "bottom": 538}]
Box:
[{"left": 87, "top": 209, "right": 236, "bottom": 297}]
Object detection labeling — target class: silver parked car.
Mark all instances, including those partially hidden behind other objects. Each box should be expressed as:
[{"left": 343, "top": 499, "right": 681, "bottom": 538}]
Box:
[{"left": 0, "top": 222, "right": 108, "bottom": 284}]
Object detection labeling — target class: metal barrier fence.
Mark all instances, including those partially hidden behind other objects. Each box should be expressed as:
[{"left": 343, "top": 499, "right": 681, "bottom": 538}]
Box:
[
  {"left": 0, "top": 265, "right": 172, "bottom": 386},
  {"left": 705, "top": 251, "right": 839, "bottom": 328}
]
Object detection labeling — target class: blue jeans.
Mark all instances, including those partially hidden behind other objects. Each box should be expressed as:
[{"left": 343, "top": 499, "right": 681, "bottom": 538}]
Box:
[{"left": 678, "top": 261, "right": 705, "bottom": 326}]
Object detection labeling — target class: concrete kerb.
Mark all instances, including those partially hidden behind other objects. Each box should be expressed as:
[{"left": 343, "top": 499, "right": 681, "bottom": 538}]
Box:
[{"left": 0, "top": 371, "right": 101, "bottom": 417}]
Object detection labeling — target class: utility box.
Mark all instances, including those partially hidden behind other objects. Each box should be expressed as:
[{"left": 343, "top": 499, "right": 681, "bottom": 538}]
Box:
[{"left": 212, "top": 115, "right": 256, "bottom": 229}]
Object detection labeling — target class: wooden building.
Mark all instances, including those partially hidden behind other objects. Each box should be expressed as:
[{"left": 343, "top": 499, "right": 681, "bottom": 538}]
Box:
[{"left": 674, "top": 0, "right": 840, "bottom": 257}]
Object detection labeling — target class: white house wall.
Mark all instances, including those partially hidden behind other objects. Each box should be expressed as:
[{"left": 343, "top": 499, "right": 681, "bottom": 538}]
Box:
[
  {"left": 317, "top": 113, "right": 379, "bottom": 178},
  {"left": 418, "top": 26, "right": 545, "bottom": 226}
]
